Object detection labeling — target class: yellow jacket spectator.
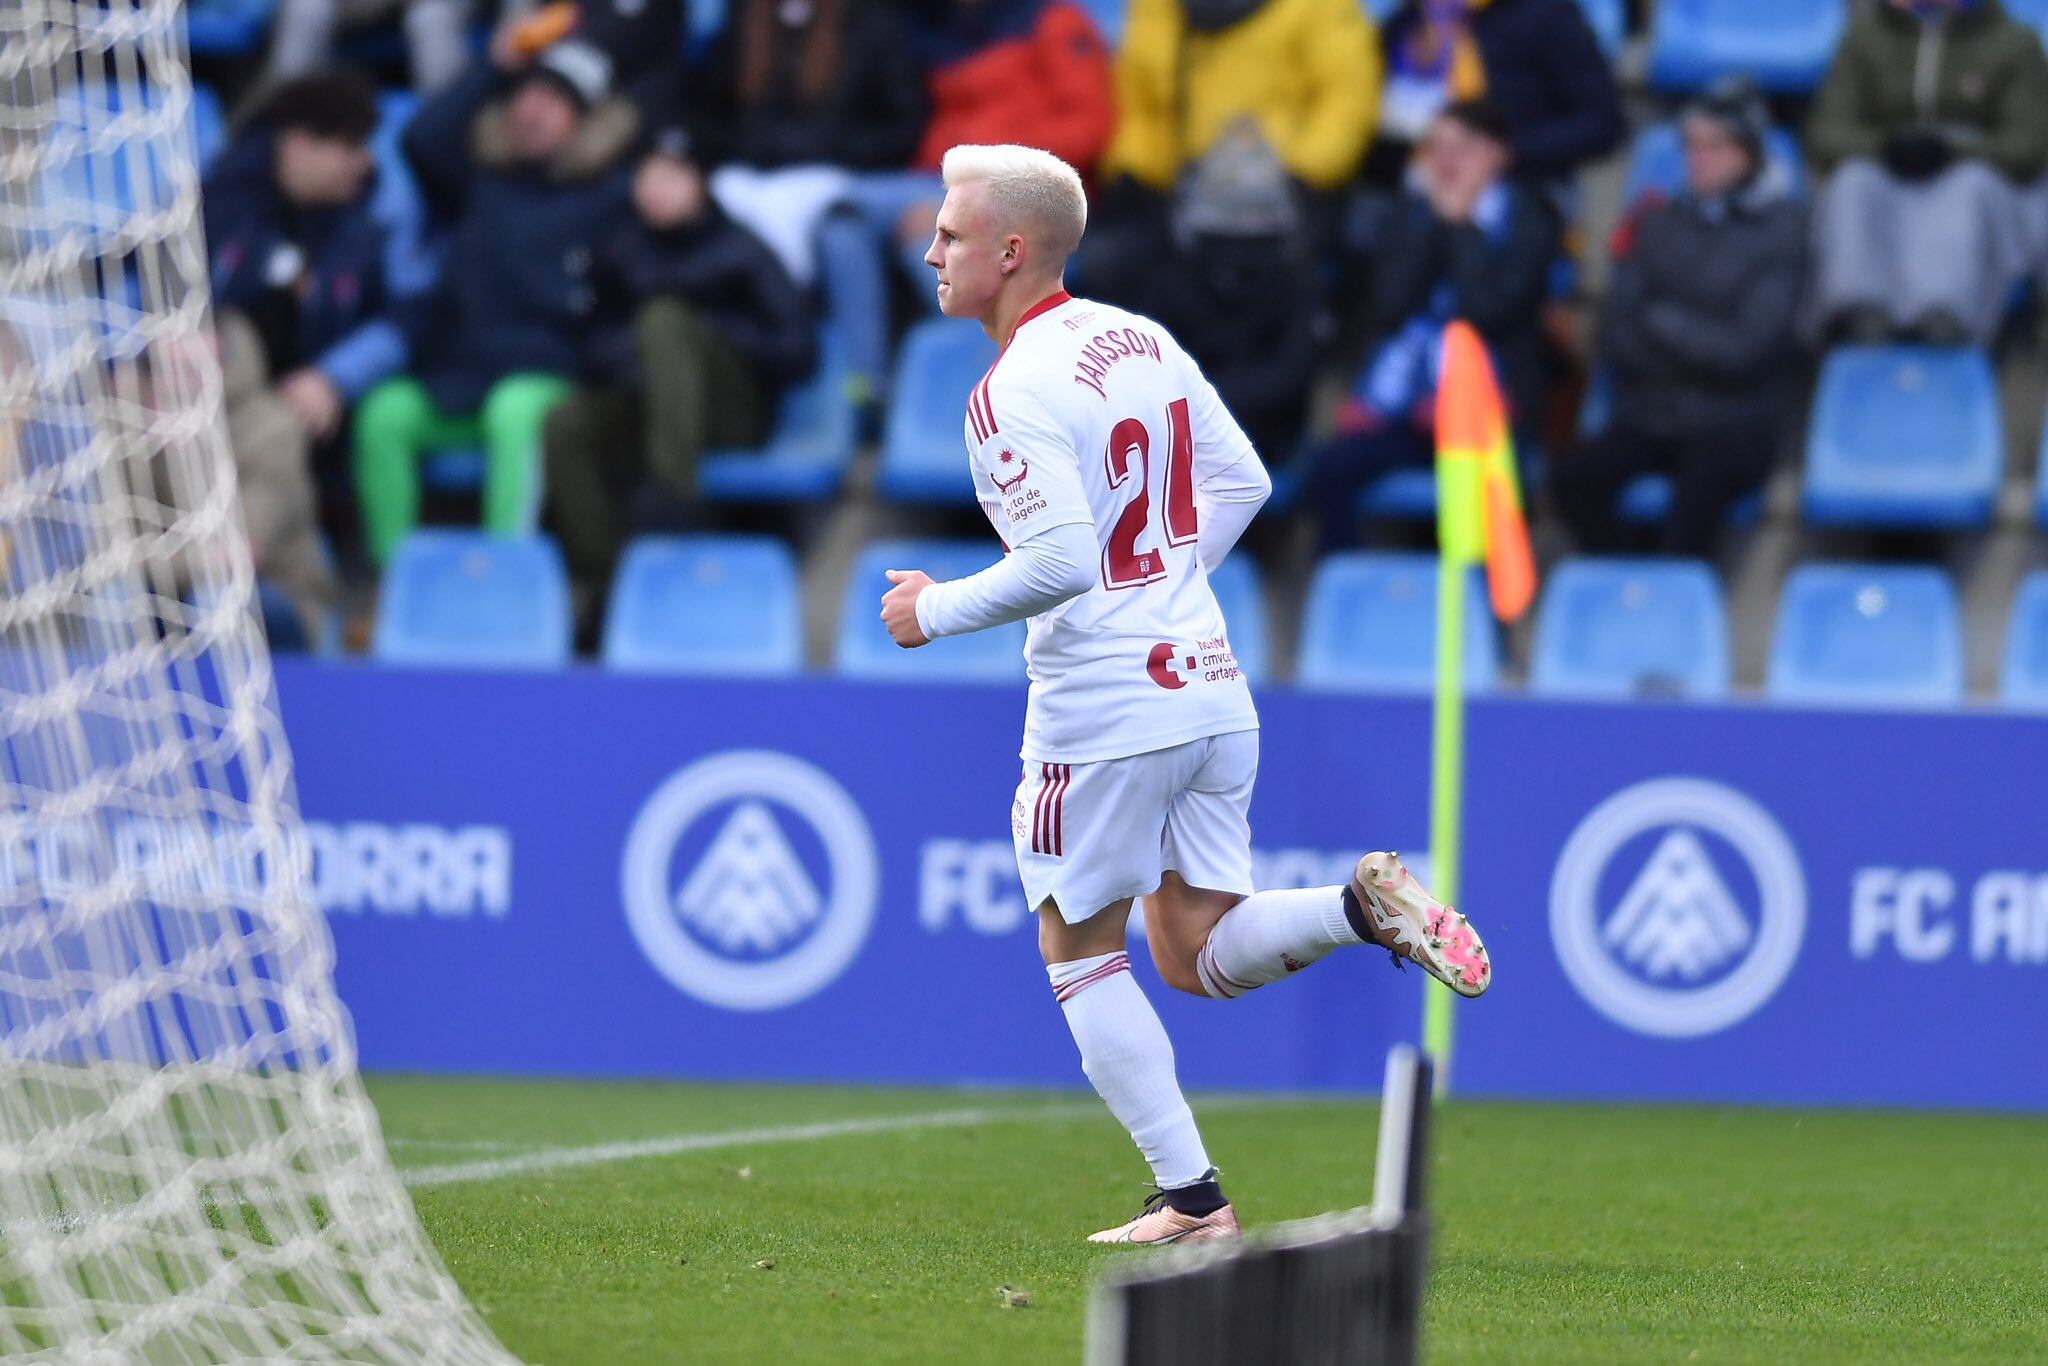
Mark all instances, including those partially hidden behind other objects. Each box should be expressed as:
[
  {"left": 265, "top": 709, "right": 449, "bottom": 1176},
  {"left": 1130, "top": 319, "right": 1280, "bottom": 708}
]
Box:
[{"left": 1104, "top": 0, "right": 1381, "bottom": 192}]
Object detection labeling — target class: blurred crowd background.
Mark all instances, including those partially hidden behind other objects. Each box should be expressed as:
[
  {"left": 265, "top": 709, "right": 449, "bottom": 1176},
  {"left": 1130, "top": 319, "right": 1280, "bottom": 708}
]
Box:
[{"left": 40, "top": 0, "right": 2048, "bottom": 702}]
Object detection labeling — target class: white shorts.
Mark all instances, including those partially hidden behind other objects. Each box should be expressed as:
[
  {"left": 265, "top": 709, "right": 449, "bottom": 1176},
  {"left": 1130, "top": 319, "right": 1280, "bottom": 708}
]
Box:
[{"left": 1011, "top": 729, "right": 1259, "bottom": 925}]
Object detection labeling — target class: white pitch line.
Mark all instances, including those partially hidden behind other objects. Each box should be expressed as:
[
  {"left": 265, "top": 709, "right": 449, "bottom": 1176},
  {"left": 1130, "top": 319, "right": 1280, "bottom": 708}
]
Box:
[{"left": 397, "top": 1103, "right": 1106, "bottom": 1190}]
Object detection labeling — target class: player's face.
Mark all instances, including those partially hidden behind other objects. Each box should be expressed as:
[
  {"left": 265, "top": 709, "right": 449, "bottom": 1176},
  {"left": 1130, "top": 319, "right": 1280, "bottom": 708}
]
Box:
[{"left": 924, "top": 184, "right": 1005, "bottom": 320}]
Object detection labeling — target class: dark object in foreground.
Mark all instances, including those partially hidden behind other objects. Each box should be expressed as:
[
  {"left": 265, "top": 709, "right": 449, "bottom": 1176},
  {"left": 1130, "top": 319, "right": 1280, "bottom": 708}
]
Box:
[{"left": 1087, "top": 1048, "right": 1435, "bottom": 1366}]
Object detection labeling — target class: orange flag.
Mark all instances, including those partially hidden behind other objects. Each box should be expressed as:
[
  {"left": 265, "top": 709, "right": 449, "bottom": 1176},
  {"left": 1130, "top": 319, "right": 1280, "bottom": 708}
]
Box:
[{"left": 1434, "top": 321, "right": 1536, "bottom": 622}]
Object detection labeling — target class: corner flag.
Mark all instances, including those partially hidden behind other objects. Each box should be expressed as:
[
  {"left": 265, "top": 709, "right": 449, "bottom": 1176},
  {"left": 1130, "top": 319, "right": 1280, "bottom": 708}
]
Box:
[{"left": 1424, "top": 321, "right": 1536, "bottom": 1087}]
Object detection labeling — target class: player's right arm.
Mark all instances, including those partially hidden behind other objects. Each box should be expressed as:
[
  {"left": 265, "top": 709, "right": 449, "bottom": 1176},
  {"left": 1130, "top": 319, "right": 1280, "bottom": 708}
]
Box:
[{"left": 910, "top": 382, "right": 1098, "bottom": 641}]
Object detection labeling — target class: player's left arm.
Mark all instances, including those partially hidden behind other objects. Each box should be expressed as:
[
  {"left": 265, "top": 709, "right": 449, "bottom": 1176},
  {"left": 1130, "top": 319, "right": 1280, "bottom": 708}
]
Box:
[
  {"left": 1184, "top": 365, "right": 1272, "bottom": 573},
  {"left": 880, "top": 385, "right": 1096, "bottom": 647}
]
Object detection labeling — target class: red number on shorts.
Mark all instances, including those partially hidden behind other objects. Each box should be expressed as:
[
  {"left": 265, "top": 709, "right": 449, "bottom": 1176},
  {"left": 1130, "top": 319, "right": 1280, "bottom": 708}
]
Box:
[{"left": 1101, "top": 400, "right": 1199, "bottom": 590}]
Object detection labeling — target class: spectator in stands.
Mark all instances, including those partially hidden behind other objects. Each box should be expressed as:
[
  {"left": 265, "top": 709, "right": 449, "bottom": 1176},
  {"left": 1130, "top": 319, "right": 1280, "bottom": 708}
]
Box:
[
  {"left": 821, "top": 0, "right": 1115, "bottom": 399},
  {"left": 204, "top": 69, "right": 409, "bottom": 632},
  {"left": 1104, "top": 0, "right": 1380, "bottom": 194},
  {"left": 693, "top": 0, "right": 927, "bottom": 172},
  {"left": 544, "top": 128, "right": 813, "bottom": 618},
  {"left": 1083, "top": 0, "right": 1378, "bottom": 301},
  {"left": 1298, "top": 100, "right": 1555, "bottom": 552},
  {"left": 353, "top": 38, "right": 637, "bottom": 567},
  {"left": 1808, "top": 0, "right": 2048, "bottom": 347},
  {"left": 1135, "top": 125, "right": 1321, "bottom": 459},
  {"left": 906, "top": 0, "right": 1115, "bottom": 175},
  {"left": 1552, "top": 79, "right": 1806, "bottom": 556},
  {"left": 264, "top": 0, "right": 469, "bottom": 92},
  {"left": 499, "top": 0, "right": 686, "bottom": 124},
  {"left": 1365, "top": 0, "right": 1624, "bottom": 191},
  {"left": 685, "top": 0, "right": 929, "bottom": 291}
]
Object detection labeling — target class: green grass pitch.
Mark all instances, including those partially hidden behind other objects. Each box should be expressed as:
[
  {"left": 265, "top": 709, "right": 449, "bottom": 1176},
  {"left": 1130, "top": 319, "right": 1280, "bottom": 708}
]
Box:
[{"left": 368, "top": 1077, "right": 2048, "bottom": 1364}]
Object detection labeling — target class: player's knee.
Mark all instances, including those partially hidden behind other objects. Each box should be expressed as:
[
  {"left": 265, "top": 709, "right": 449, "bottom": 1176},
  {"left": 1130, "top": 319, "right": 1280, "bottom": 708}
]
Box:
[{"left": 1148, "top": 938, "right": 1208, "bottom": 998}]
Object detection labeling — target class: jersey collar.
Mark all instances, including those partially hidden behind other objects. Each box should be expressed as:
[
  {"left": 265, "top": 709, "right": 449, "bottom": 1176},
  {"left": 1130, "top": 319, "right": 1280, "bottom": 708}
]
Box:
[{"left": 1005, "top": 289, "right": 1073, "bottom": 349}]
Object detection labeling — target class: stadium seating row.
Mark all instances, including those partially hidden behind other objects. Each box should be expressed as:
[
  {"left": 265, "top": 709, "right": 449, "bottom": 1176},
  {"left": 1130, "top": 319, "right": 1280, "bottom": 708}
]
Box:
[
  {"left": 367, "top": 530, "right": 2048, "bottom": 707},
  {"left": 812, "top": 320, "right": 2046, "bottom": 534}
]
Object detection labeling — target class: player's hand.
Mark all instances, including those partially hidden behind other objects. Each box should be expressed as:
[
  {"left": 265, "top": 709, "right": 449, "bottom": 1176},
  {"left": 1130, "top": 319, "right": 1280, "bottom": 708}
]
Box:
[{"left": 880, "top": 569, "right": 933, "bottom": 649}]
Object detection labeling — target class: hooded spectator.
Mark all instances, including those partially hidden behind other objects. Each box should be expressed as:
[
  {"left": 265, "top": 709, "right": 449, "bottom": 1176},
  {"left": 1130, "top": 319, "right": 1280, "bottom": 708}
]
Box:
[
  {"left": 1553, "top": 79, "right": 1807, "bottom": 556},
  {"left": 1138, "top": 123, "right": 1321, "bottom": 459}
]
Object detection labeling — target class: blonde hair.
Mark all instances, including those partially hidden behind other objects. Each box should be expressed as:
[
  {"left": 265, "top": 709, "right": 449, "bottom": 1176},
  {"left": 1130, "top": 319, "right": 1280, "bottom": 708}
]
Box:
[{"left": 940, "top": 143, "right": 1088, "bottom": 266}]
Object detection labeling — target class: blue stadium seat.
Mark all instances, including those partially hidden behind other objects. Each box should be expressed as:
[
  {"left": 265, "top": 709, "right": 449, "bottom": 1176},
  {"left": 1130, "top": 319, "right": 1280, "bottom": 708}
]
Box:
[
  {"left": 2036, "top": 406, "right": 2048, "bottom": 527},
  {"left": 603, "top": 535, "right": 803, "bottom": 676},
  {"left": 1531, "top": 558, "right": 1729, "bottom": 699},
  {"left": 39, "top": 82, "right": 197, "bottom": 256},
  {"left": 688, "top": 0, "right": 728, "bottom": 53},
  {"left": 1648, "top": 0, "right": 1846, "bottom": 93},
  {"left": 1574, "top": 0, "right": 1626, "bottom": 53},
  {"left": 2004, "top": 0, "right": 2048, "bottom": 43},
  {"left": 1269, "top": 452, "right": 1543, "bottom": 524},
  {"left": 2001, "top": 571, "right": 2048, "bottom": 706},
  {"left": 192, "top": 84, "right": 226, "bottom": 168},
  {"left": 1767, "top": 563, "right": 1963, "bottom": 707},
  {"left": 1078, "top": 0, "right": 1127, "bottom": 42},
  {"left": 1803, "top": 347, "right": 2002, "bottom": 529},
  {"left": 184, "top": 0, "right": 275, "bottom": 55},
  {"left": 373, "top": 531, "right": 572, "bottom": 669},
  {"left": 878, "top": 318, "right": 997, "bottom": 504},
  {"left": 701, "top": 325, "right": 858, "bottom": 502},
  {"left": 1296, "top": 552, "right": 1497, "bottom": 692},
  {"left": 835, "top": 540, "right": 1025, "bottom": 683},
  {"left": 1204, "top": 556, "right": 1269, "bottom": 682},
  {"left": 1360, "top": 469, "right": 1441, "bottom": 519},
  {"left": 1621, "top": 121, "right": 1806, "bottom": 206}
]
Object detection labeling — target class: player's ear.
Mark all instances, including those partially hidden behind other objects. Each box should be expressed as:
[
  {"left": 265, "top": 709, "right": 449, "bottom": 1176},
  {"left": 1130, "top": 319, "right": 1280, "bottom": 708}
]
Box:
[{"left": 1001, "top": 233, "right": 1024, "bottom": 276}]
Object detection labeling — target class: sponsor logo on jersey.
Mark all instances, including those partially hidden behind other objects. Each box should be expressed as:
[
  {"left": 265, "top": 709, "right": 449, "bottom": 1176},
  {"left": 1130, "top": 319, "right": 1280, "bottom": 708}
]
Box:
[
  {"left": 1146, "top": 642, "right": 1195, "bottom": 690},
  {"left": 992, "top": 448, "right": 1029, "bottom": 493},
  {"left": 622, "top": 751, "right": 878, "bottom": 1011},
  {"left": 1551, "top": 778, "right": 1806, "bottom": 1038}
]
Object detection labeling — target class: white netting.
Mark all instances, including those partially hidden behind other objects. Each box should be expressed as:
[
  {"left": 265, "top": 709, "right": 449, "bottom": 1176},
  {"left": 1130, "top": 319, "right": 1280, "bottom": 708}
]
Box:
[{"left": 0, "top": 2, "right": 516, "bottom": 1359}]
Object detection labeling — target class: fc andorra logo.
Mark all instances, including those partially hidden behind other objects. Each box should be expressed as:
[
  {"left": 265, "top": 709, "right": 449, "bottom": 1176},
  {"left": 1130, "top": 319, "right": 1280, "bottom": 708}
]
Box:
[
  {"left": 622, "top": 751, "right": 878, "bottom": 1011},
  {"left": 1550, "top": 778, "right": 1806, "bottom": 1038}
]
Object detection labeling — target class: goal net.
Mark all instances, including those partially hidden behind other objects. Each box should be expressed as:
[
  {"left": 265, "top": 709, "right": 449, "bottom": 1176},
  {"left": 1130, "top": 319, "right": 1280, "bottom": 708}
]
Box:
[{"left": 1, "top": 2, "right": 514, "bottom": 1360}]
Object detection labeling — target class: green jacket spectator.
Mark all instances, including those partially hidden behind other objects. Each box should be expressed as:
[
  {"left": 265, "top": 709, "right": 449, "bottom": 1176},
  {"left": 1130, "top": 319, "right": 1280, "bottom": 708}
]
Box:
[
  {"left": 1807, "top": 0, "right": 2048, "bottom": 346},
  {"left": 1808, "top": 0, "right": 2048, "bottom": 182}
]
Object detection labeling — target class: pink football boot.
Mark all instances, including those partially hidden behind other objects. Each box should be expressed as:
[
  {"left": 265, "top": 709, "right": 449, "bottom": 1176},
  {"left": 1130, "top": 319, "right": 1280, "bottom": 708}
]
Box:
[
  {"left": 1088, "top": 1190, "right": 1241, "bottom": 1246},
  {"left": 1353, "top": 852, "right": 1493, "bottom": 998}
]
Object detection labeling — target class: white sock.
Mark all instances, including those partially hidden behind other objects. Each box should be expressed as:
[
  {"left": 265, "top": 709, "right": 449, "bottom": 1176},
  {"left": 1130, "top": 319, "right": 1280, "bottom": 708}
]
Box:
[
  {"left": 1049, "top": 951, "right": 1212, "bottom": 1189},
  {"left": 1195, "top": 885, "right": 1363, "bottom": 1000}
]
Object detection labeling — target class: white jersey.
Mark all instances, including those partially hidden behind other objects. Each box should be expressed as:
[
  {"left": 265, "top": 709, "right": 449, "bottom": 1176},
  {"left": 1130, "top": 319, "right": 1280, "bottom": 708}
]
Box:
[{"left": 964, "top": 292, "right": 1262, "bottom": 765}]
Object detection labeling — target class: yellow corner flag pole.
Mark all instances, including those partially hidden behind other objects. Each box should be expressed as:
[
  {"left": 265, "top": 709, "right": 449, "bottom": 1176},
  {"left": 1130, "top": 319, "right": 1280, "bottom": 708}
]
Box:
[{"left": 1427, "top": 322, "right": 1535, "bottom": 1092}]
